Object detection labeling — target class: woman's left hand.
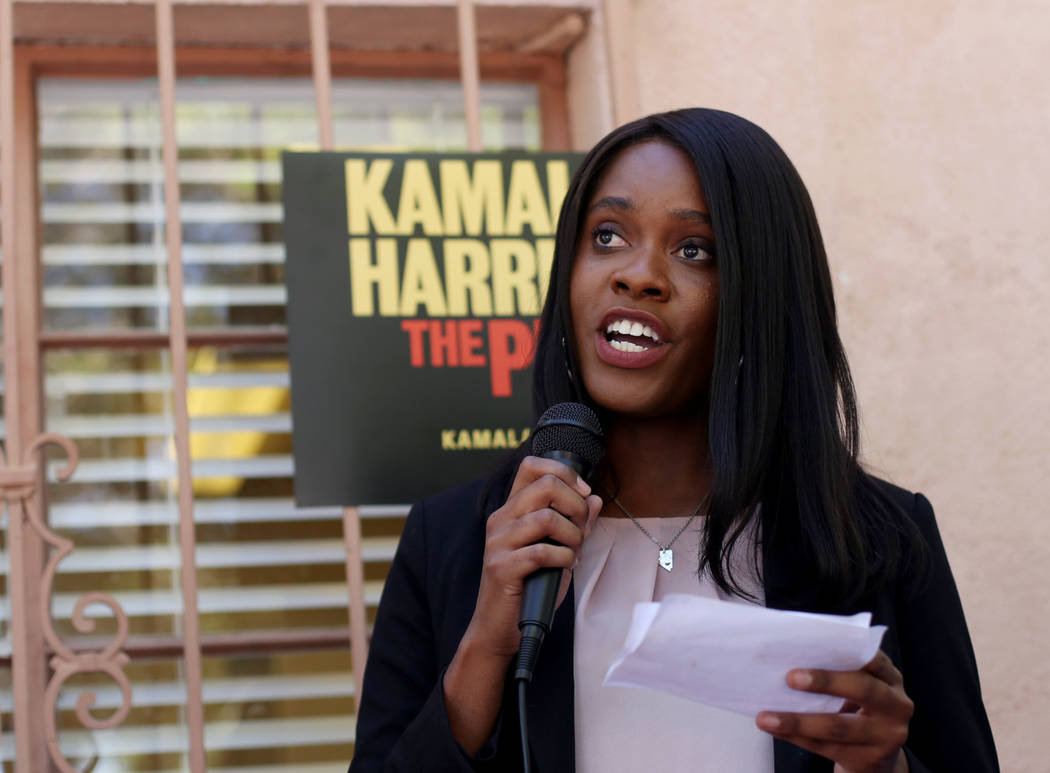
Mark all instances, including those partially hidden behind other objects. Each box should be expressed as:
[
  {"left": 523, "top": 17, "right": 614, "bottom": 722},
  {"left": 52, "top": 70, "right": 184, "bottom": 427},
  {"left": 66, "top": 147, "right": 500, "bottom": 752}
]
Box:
[{"left": 756, "top": 650, "right": 913, "bottom": 773}]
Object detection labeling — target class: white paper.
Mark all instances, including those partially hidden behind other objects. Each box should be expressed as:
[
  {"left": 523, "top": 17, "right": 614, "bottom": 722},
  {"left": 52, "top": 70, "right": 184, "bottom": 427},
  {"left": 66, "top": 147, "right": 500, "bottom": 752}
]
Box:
[{"left": 603, "top": 594, "right": 887, "bottom": 717}]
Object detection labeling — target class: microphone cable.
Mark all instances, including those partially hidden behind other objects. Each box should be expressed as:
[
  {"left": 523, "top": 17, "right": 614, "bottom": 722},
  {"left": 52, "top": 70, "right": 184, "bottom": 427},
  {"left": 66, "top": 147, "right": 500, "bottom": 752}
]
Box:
[
  {"left": 514, "top": 402, "right": 605, "bottom": 772},
  {"left": 518, "top": 679, "right": 532, "bottom": 773}
]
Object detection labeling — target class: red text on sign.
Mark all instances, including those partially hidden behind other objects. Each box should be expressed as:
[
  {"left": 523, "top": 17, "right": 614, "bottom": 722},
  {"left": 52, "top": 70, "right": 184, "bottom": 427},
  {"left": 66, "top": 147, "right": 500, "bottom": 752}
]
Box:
[{"left": 400, "top": 318, "right": 540, "bottom": 397}]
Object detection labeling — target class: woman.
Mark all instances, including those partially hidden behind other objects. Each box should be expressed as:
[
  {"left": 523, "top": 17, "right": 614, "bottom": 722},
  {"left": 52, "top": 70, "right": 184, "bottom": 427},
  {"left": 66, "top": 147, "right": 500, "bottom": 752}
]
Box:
[{"left": 349, "top": 109, "right": 998, "bottom": 772}]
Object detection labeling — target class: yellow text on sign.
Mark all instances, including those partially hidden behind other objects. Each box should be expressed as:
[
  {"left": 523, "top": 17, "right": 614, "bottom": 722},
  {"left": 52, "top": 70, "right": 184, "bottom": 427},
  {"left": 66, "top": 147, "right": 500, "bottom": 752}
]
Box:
[{"left": 345, "top": 158, "right": 571, "bottom": 238}]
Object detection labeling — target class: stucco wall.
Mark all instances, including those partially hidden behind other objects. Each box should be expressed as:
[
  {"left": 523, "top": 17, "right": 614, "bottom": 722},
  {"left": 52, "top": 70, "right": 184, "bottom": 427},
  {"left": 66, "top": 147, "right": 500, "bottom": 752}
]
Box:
[{"left": 569, "top": 2, "right": 1049, "bottom": 770}]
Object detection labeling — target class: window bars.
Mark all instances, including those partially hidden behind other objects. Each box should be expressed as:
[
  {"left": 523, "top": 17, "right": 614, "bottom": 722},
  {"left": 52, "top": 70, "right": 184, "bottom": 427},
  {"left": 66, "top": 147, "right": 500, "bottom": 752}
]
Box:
[{"left": 0, "top": 0, "right": 594, "bottom": 770}]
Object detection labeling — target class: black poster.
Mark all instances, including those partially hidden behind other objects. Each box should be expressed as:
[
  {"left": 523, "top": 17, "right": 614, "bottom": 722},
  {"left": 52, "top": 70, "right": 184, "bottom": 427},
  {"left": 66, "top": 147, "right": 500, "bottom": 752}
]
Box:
[{"left": 283, "top": 151, "right": 583, "bottom": 505}]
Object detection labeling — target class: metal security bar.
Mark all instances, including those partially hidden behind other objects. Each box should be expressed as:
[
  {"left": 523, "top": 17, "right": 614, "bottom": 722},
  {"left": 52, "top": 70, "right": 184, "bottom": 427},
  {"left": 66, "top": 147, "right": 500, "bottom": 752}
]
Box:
[
  {"left": 2, "top": 1, "right": 52, "bottom": 768},
  {"left": 153, "top": 1, "right": 207, "bottom": 769},
  {"left": 0, "top": 0, "right": 590, "bottom": 770}
]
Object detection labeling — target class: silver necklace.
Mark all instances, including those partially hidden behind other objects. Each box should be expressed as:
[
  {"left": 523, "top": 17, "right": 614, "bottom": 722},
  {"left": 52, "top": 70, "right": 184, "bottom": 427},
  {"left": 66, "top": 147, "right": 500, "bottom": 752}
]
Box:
[{"left": 610, "top": 493, "right": 710, "bottom": 572}]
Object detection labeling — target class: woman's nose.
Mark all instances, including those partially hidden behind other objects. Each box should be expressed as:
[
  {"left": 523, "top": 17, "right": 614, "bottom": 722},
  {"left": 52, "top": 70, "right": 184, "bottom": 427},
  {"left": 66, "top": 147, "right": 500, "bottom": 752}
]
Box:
[{"left": 610, "top": 247, "right": 670, "bottom": 300}]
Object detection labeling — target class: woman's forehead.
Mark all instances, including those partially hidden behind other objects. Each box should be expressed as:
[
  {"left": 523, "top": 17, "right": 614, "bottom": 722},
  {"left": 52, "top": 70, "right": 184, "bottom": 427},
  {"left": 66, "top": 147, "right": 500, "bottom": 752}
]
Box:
[{"left": 585, "top": 140, "right": 708, "bottom": 214}]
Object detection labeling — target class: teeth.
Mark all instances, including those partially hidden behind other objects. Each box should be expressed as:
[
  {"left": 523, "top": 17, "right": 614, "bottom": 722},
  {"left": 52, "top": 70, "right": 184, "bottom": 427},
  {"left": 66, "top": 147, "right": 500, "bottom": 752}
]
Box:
[
  {"left": 604, "top": 319, "right": 661, "bottom": 342},
  {"left": 610, "top": 339, "right": 649, "bottom": 353}
]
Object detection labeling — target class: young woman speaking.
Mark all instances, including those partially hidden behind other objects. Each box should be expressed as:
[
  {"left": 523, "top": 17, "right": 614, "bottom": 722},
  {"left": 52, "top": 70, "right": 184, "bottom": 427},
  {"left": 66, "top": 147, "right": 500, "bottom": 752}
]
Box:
[{"left": 349, "top": 109, "right": 998, "bottom": 773}]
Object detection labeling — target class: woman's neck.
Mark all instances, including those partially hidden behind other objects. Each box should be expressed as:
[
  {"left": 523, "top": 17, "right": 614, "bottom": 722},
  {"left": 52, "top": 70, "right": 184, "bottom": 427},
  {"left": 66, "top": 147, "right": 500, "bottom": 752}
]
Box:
[{"left": 600, "top": 411, "right": 712, "bottom": 518}]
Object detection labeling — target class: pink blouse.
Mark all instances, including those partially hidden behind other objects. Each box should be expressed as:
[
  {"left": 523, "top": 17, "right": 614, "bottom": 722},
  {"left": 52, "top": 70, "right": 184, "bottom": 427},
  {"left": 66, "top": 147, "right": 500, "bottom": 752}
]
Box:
[{"left": 573, "top": 515, "right": 773, "bottom": 772}]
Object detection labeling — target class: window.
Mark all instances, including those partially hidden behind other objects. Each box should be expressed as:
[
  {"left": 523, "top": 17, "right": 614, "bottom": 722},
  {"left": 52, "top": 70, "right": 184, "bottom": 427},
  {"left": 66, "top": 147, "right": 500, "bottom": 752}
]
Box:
[{"left": 2, "top": 58, "right": 560, "bottom": 769}]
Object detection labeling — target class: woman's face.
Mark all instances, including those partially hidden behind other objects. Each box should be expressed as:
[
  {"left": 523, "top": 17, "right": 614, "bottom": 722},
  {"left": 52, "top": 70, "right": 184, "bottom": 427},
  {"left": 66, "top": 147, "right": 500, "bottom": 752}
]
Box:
[{"left": 570, "top": 139, "right": 719, "bottom": 419}]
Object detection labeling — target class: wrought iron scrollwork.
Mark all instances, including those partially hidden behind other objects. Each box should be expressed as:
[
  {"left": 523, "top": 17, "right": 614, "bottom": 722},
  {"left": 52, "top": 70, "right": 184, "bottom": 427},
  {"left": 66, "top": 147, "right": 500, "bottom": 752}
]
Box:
[{"left": 0, "top": 433, "right": 132, "bottom": 773}]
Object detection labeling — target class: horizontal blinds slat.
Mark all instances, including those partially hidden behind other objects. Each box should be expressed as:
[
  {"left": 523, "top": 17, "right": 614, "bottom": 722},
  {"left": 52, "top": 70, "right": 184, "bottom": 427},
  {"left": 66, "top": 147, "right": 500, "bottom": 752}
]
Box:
[
  {"left": 0, "top": 582, "right": 383, "bottom": 623},
  {"left": 48, "top": 499, "right": 405, "bottom": 528},
  {"left": 190, "top": 370, "right": 291, "bottom": 389},
  {"left": 48, "top": 370, "right": 291, "bottom": 394},
  {"left": 48, "top": 454, "right": 294, "bottom": 482},
  {"left": 44, "top": 285, "right": 286, "bottom": 308},
  {"left": 0, "top": 716, "right": 356, "bottom": 759},
  {"left": 40, "top": 118, "right": 323, "bottom": 148},
  {"left": 179, "top": 766, "right": 347, "bottom": 773},
  {"left": 44, "top": 244, "right": 285, "bottom": 266},
  {"left": 40, "top": 111, "right": 525, "bottom": 151},
  {"left": 39, "top": 75, "right": 536, "bottom": 106},
  {"left": 186, "top": 765, "right": 348, "bottom": 773},
  {"left": 0, "top": 537, "right": 397, "bottom": 573},
  {"left": 50, "top": 414, "right": 173, "bottom": 437},
  {"left": 48, "top": 413, "right": 292, "bottom": 437},
  {"left": 0, "top": 672, "right": 353, "bottom": 712},
  {"left": 216, "top": 715, "right": 358, "bottom": 752},
  {"left": 42, "top": 201, "right": 282, "bottom": 223},
  {"left": 41, "top": 158, "right": 282, "bottom": 184},
  {"left": 175, "top": 766, "right": 347, "bottom": 773}
]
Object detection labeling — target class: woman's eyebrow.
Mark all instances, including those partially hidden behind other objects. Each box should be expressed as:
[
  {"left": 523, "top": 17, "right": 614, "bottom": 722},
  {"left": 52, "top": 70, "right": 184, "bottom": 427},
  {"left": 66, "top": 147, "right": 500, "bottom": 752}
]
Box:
[
  {"left": 586, "top": 198, "right": 711, "bottom": 226},
  {"left": 587, "top": 195, "right": 634, "bottom": 214},
  {"left": 670, "top": 207, "right": 712, "bottom": 225}
]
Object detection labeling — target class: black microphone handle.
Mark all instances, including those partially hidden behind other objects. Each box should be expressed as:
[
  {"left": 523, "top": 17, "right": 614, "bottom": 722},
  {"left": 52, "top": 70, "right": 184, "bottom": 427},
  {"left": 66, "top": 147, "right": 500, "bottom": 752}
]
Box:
[{"left": 515, "top": 449, "right": 588, "bottom": 683}]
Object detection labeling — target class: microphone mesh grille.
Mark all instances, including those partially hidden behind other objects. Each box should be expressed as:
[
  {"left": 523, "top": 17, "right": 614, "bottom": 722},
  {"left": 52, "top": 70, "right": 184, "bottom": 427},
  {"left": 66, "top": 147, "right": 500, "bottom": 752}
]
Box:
[{"left": 532, "top": 402, "right": 604, "bottom": 470}]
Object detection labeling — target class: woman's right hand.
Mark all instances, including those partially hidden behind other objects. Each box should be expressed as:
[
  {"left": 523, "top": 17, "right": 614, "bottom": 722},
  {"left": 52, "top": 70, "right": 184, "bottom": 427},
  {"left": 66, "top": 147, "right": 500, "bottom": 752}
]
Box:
[
  {"left": 467, "top": 455, "right": 604, "bottom": 659},
  {"left": 443, "top": 456, "right": 603, "bottom": 753}
]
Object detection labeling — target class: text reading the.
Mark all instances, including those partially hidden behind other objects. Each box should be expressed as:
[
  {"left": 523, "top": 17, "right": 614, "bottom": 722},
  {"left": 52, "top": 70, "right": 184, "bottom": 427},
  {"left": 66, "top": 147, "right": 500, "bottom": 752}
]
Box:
[{"left": 401, "top": 319, "right": 540, "bottom": 398}]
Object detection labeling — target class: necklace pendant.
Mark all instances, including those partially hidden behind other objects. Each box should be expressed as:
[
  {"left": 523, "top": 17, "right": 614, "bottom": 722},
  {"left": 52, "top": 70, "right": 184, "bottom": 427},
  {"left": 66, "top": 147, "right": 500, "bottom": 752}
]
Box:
[{"left": 658, "top": 548, "right": 673, "bottom": 572}]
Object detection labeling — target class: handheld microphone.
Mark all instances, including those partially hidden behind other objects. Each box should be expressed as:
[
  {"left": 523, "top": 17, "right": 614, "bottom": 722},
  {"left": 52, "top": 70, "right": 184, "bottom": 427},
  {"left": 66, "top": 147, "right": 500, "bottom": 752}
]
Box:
[{"left": 515, "top": 402, "right": 604, "bottom": 683}]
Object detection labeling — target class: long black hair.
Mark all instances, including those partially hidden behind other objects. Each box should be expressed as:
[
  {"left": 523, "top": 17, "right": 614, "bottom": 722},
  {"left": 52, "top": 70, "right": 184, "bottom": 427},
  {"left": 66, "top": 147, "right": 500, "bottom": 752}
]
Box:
[{"left": 482, "top": 108, "right": 919, "bottom": 604}]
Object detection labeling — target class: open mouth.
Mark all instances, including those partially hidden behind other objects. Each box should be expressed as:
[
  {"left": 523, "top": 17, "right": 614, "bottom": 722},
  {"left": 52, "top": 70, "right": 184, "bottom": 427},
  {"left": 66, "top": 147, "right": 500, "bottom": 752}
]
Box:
[{"left": 604, "top": 318, "right": 663, "bottom": 353}]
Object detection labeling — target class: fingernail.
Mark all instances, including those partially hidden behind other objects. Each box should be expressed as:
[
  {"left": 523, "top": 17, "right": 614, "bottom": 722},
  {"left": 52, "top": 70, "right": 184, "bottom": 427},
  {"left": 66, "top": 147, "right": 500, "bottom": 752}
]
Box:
[
  {"left": 758, "top": 714, "right": 780, "bottom": 731},
  {"left": 790, "top": 671, "right": 813, "bottom": 688},
  {"left": 577, "top": 476, "right": 591, "bottom": 495}
]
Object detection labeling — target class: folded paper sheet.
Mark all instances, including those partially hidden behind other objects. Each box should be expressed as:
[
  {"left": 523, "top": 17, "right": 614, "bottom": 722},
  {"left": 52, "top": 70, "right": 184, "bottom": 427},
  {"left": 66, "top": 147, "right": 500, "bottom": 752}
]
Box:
[{"left": 603, "top": 594, "right": 887, "bottom": 716}]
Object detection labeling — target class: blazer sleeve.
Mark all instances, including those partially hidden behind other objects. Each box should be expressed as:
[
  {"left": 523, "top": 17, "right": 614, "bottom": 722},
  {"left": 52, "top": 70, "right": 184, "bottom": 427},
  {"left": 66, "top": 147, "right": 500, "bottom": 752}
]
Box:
[
  {"left": 349, "top": 498, "right": 493, "bottom": 773},
  {"left": 894, "top": 493, "right": 999, "bottom": 773}
]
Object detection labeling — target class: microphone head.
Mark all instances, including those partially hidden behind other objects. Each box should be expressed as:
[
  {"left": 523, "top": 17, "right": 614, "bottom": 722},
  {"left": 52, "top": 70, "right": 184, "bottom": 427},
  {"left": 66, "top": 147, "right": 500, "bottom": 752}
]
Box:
[{"left": 532, "top": 402, "right": 605, "bottom": 476}]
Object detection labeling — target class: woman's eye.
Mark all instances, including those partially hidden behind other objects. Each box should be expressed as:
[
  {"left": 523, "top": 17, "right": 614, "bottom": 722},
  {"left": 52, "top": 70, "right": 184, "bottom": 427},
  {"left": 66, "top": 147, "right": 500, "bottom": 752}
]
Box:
[
  {"left": 592, "top": 228, "right": 626, "bottom": 249},
  {"left": 673, "top": 241, "right": 715, "bottom": 262}
]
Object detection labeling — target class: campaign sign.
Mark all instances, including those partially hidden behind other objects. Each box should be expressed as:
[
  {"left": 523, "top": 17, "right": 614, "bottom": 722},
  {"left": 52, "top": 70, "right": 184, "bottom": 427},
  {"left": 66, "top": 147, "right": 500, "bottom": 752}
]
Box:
[{"left": 283, "top": 151, "right": 583, "bottom": 505}]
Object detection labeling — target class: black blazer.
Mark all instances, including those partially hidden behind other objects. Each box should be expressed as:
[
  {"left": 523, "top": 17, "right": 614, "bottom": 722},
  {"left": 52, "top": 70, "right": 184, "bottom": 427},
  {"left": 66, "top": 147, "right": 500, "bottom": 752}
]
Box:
[{"left": 350, "top": 477, "right": 998, "bottom": 772}]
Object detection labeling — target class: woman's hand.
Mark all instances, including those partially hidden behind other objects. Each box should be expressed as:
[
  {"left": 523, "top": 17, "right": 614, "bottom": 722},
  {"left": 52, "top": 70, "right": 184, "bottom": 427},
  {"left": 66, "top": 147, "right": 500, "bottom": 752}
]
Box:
[
  {"left": 464, "top": 455, "right": 603, "bottom": 659},
  {"left": 443, "top": 456, "right": 603, "bottom": 754},
  {"left": 756, "top": 650, "right": 913, "bottom": 773}
]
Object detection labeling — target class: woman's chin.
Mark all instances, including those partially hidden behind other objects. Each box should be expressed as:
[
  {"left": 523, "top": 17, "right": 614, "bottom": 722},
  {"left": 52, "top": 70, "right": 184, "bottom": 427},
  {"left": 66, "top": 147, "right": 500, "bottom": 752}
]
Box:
[{"left": 584, "top": 388, "right": 701, "bottom": 422}]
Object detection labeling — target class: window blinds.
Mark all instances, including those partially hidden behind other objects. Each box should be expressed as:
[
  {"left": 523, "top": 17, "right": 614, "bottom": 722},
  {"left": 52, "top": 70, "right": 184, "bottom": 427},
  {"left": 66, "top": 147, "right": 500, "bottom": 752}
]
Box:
[{"left": 0, "top": 75, "right": 540, "bottom": 770}]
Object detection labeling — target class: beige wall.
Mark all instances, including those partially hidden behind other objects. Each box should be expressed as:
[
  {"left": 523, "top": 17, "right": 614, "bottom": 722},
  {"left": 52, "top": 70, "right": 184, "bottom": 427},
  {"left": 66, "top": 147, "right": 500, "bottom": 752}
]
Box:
[{"left": 569, "top": 1, "right": 1050, "bottom": 770}]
